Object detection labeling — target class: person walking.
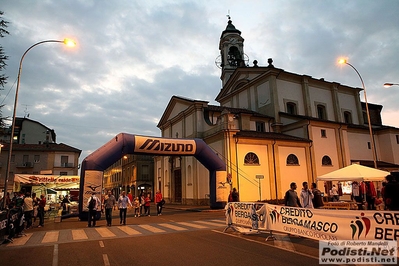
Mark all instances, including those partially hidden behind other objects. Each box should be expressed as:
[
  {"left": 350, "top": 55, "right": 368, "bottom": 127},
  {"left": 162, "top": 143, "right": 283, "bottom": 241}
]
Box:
[
  {"left": 311, "top": 183, "right": 324, "bottom": 208},
  {"left": 140, "top": 192, "right": 145, "bottom": 215},
  {"left": 133, "top": 197, "right": 140, "bottom": 217},
  {"left": 37, "top": 194, "right": 46, "bottom": 227},
  {"left": 300, "top": 182, "right": 314, "bottom": 208},
  {"left": 155, "top": 190, "right": 163, "bottom": 216},
  {"left": 23, "top": 192, "right": 34, "bottom": 229},
  {"left": 284, "top": 182, "right": 301, "bottom": 207},
  {"left": 104, "top": 190, "right": 116, "bottom": 226},
  {"left": 87, "top": 192, "right": 101, "bottom": 227},
  {"left": 118, "top": 191, "right": 132, "bottom": 225},
  {"left": 144, "top": 193, "right": 151, "bottom": 216},
  {"left": 31, "top": 193, "right": 39, "bottom": 227}
]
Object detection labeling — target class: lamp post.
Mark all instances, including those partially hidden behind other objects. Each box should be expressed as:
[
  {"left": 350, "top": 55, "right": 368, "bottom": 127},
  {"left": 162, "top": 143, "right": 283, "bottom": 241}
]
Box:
[
  {"left": 383, "top": 83, "right": 399, "bottom": 88},
  {"left": 338, "top": 59, "right": 377, "bottom": 169},
  {"left": 3, "top": 39, "right": 76, "bottom": 208}
]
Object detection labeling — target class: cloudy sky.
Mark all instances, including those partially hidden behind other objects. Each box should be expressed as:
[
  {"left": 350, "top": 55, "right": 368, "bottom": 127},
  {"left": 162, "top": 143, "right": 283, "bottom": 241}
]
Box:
[{"left": 1, "top": 0, "right": 399, "bottom": 164}]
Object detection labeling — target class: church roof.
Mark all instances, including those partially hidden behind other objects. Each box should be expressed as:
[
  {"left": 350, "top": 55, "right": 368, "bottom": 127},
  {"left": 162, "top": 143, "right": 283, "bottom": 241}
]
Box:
[{"left": 221, "top": 19, "right": 241, "bottom": 38}]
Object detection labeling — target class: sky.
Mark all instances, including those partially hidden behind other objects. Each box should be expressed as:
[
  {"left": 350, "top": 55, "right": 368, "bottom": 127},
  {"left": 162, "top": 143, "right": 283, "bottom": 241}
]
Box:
[{"left": 1, "top": 0, "right": 399, "bottom": 165}]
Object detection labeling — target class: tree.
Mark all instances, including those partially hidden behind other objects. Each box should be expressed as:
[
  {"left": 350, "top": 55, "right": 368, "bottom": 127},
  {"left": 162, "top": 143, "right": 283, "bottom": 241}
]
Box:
[{"left": 0, "top": 11, "right": 9, "bottom": 128}]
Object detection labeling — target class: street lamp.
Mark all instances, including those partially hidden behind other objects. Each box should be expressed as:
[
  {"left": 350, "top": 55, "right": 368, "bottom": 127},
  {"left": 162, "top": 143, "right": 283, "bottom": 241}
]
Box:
[
  {"left": 3, "top": 39, "right": 76, "bottom": 208},
  {"left": 338, "top": 59, "right": 377, "bottom": 169},
  {"left": 383, "top": 83, "right": 399, "bottom": 88}
]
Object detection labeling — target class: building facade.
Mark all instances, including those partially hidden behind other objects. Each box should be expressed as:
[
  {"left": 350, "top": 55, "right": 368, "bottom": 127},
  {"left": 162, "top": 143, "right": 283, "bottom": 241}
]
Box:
[
  {"left": 0, "top": 117, "right": 81, "bottom": 193},
  {"left": 103, "top": 154, "right": 154, "bottom": 199},
  {"left": 155, "top": 19, "right": 399, "bottom": 205}
]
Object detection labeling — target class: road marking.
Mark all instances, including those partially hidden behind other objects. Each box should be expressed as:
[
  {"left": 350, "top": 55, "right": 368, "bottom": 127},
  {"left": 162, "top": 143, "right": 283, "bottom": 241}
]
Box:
[
  {"left": 158, "top": 223, "right": 188, "bottom": 231},
  {"left": 8, "top": 233, "right": 33, "bottom": 246},
  {"left": 138, "top": 224, "right": 166, "bottom": 233},
  {"left": 117, "top": 226, "right": 142, "bottom": 235},
  {"left": 72, "top": 229, "right": 88, "bottom": 240},
  {"left": 103, "top": 254, "right": 110, "bottom": 266},
  {"left": 273, "top": 233, "right": 296, "bottom": 251},
  {"left": 95, "top": 228, "right": 116, "bottom": 238},
  {"left": 52, "top": 244, "right": 58, "bottom": 266},
  {"left": 177, "top": 222, "right": 208, "bottom": 229},
  {"left": 210, "top": 219, "right": 225, "bottom": 224},
  {"left": 42, "top": 231, "right": 59, "bottom": 243},
  {"left": 214, "top": 230, "right": 319, "bottom": 261},
  {"left": 99, "top": 240, "right": 104, "bottom": 247},
  {"left": 195, "top": 220, "right": 224, "bottom": 227}
]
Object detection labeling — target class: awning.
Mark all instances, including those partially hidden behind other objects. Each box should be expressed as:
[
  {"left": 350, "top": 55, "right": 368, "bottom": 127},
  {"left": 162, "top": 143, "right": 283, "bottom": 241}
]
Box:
[{"left": 317, "top": 164, "right": 390, "bottom": 182}]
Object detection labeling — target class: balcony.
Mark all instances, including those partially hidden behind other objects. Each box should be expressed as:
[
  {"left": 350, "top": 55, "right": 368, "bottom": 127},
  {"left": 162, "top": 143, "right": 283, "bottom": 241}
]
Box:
[
  {"left": 16, "top": 162, "right": 34, "bottom": 168},
  {"left": 58, "top": 163, "right": 74, "bottom": 168}
]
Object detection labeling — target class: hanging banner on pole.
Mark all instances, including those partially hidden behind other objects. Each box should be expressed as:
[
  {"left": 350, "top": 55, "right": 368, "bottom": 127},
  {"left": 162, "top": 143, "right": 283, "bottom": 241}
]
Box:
[{"left": 82, "top": 170, "right": 103, "bottom": 211}]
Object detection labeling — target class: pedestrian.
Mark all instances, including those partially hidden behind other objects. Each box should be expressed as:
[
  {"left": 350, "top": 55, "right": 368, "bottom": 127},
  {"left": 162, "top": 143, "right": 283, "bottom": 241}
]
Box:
[
  {"left": 231, "top": 187, "right": 239, "bottom": 202},
  {"left": 383, "top": 174, "right": 399, "bottom": 210},
  {"left": 118, "top": 191, "right": 132, "bottom": 225},
  {"left": 144, "top": 193, "right": 151, "bottom": 216},
  {"left": 140, "top": 192, "right": 145, "bottom": 214},
  {"left": 61, "top": 195, "right": 70, "bottom": 215},
  {"left": 155, "top": 190, "right": 164, "bottom": 216},
  {"left": 331, "top": 185, "right": 339, "bottom": 202},
  {"left": 38, "top": 194, "right": 46, "bottom": 227},
  {"left": 23, "top": 192, "right": 34, "bottom": 229},
  {"left": 284, "top": 182, "right": 301, "bottom": 207},
  {"left": 365, "top": 181, "right": 376, "bottom": 210},
  {"left": 87, "top": 192, "right": 101, "bottom": 227},
  {"left": 311, "top": 183, "right": 324, "bottom": 208},
  {"left": 133, "top": 197, "right": 140, "bottom": 217},
  {"left": 300, "top": 182, "right": 314, "bottom": 208},
  {"left": 104, "top": 190, "right": 116, "bottom": 226},
  {"left": 32, "top": 192, "right": 38, "bottom": 226}
]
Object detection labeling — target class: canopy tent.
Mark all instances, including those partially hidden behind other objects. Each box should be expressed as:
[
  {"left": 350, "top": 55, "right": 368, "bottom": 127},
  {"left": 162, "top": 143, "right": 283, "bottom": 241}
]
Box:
[{"left": 317, "top": 164, "right": 390, "bottom": 182}]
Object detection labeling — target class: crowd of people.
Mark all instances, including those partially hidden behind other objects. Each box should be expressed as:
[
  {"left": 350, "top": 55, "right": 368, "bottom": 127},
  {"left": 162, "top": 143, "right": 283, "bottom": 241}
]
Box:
[
  {"left": 0, "top": 190, "right": 47, "bottom": 243},
  {"left": 87, "top": 189, "right": 165, "bottom": 227},
  {"left": 283, "top": 174, "right": 399, "bottom": 210}
]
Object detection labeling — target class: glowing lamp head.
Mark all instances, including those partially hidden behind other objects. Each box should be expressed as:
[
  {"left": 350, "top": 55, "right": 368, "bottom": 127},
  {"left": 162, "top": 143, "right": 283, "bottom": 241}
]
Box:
[
  {"left": 63, "top": 38, "right": 76, "bottom": 47},
  {"left": 338, "top": 58, "right": 347, "bottom": 65}
]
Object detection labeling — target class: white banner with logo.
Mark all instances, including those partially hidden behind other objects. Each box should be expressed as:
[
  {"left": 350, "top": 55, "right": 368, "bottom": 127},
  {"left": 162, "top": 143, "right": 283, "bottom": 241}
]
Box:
[
  {"left": 225, "top": 202, "right": 399, "bottom": 242},
  {"left": 82, "top": 170, "right": 103, "bottom": 211}
]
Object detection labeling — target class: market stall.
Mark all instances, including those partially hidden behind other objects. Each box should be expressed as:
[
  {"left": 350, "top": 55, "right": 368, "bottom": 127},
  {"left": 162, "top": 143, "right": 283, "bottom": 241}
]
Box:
[{"left": 317, "top": 164, "right": 390, "bottom": 209}]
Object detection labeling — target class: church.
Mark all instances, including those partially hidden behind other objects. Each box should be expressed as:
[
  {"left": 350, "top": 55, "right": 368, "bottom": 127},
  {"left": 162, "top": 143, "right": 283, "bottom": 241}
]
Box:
[{"left": 154, "top": 19, "right": 399, "bottom": 205}]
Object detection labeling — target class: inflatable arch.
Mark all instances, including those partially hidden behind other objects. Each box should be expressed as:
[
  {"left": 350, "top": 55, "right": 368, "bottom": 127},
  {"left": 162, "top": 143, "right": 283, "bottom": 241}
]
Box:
[{"left": 78, "top": 133, "right": 227, "bottom": 220}]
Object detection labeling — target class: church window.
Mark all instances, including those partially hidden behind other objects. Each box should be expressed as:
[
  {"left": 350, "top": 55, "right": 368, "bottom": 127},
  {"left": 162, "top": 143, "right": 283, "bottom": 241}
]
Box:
[
  {"left": 286, "top": 102, "right": 297, "bottom": 115},
  {"left": 344, "top": 111, "right": 352, "bottom": 124},
  {"left": 322, "top": 155, "right": 332, "bottom": 166},
  {"left": 286, "top": 154, "right": 299, "bottom": 165},
  {"left": 317, "top": 104, "right": 327, "bottom": 120},
  {"left": 227, "top": 46, "right": 242, "bottom": 67},
  {"left": 244, "top": 152, "right": 260, "bottom": 165},
  {"left": 256, "top": 121, "right": 265, "bottom": 132}
]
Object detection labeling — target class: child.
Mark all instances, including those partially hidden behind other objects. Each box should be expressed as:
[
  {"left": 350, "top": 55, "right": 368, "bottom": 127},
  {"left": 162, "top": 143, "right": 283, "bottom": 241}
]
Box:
[{"left": 134, "top": 197, "right": 140, "bottom": 217}]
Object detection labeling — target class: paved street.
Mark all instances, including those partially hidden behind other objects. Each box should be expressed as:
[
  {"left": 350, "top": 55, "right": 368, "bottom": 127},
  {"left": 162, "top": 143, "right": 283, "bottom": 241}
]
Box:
[{"left": 0, "top": 205, "right": 321, "bottom": 266}]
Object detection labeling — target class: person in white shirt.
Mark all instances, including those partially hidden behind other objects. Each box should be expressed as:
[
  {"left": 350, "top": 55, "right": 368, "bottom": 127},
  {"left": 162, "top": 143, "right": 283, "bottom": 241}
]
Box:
[
  {"left": 87, "top": 192, "right": 101, "bottom": 227},
  {"left": 118, "top": 191, "right": 132, "bottom": 225},
  {"left": 300, "top": 182, "right": 314, "bottom": 208}
]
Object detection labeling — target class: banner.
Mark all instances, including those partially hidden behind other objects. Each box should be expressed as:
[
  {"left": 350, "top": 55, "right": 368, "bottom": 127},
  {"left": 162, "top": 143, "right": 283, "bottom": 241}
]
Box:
[
  {"left": 14, "top": 174, "right": 80, "bottom": 184},
  {"left": 225, "top": 202, "right": 399, "bottom": 242},
  {"left": 134, "top": 136, "right": 196, "bottom": 155},
  {"left": 82, "top": 170, "right": 103, "bottom": 211}
]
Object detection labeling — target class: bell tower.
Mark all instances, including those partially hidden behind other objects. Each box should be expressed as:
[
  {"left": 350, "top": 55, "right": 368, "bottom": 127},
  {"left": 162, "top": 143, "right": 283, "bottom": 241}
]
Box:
[{"left": 217, "top": 17, "right": 245, "bottom": 86}]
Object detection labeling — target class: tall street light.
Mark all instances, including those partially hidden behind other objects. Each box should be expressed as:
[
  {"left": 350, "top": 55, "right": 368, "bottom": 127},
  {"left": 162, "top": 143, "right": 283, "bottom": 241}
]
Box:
[
  {"left": 383, "top": 83, "right": 399, "bottom": 88},
  {"left": 338, "top": 59, "right": 378, "bottom": 169},
  {"left": 3, "top": 39, "right": 76, "bottom": 208}
]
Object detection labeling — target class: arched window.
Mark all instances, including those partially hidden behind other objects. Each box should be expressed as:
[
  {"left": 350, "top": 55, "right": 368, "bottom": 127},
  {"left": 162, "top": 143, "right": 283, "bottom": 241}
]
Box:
[
  {"left": 286, "top": 102, "right": 297, "bottom": 115},
  {"left": 322, "top": 155, "right": 332, "bottom": 166},
  {"left": 286, "top": 154, "right": 299, "bottom": 165},
  {"left": 244, "top": 152, "right": 260, "bottom": 165}
]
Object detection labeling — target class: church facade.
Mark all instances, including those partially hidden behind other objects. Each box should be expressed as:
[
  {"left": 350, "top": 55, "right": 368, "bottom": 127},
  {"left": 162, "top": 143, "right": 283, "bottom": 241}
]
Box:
[{"left": 155, "top": 19, "right": 399, "bottom": 205}]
